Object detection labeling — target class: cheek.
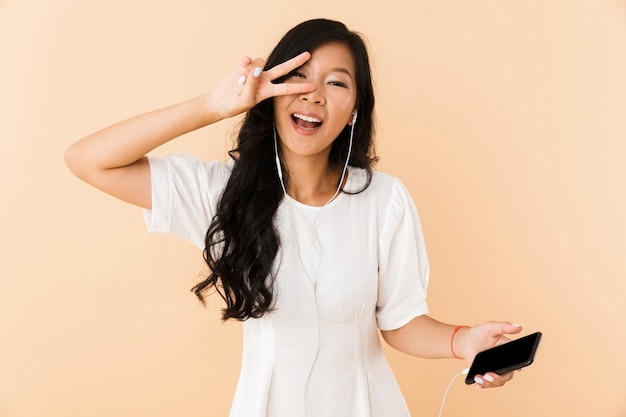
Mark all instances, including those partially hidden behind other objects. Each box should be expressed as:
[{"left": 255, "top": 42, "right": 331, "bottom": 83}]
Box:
[
  {"left": 272, "top": 98, "right": 291, "bottom": 124},
  {"left": 334, "top": 101, "right": 356, "bottom": 124},
  {"left": 272, "top": 100, "right": 293, "bottom": 140},
  {"left": 273, "top": 97, "right": 286, "bottom": 114},
  {"left": 330, "top": 90, "right": 357, "bottom": 115}
]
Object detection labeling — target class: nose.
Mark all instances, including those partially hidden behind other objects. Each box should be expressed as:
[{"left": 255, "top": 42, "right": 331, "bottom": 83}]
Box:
[{"left": 299, "top": 85, "right": 325, "bottom": 105}]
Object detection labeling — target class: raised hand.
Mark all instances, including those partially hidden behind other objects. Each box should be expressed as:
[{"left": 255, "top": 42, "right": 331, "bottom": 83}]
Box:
[{"left": 207, "top": 52, "right": 316, "bottom": 120}]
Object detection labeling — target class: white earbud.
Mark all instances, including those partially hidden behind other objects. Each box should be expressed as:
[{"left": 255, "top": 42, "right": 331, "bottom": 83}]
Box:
[{"left": 351, "top": 110, "right": 358, "bottom": 124}]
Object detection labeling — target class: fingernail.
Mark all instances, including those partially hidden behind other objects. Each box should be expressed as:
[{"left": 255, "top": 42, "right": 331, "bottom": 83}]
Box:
[
  {"left": 474, "top": 376, "right": 484, "bottom": 385},
  {"left": 253, "top": 67, "right": 262, "bottom": 77},
  {"left": 483, "top": 374, "right": 494, "bottom": 383},
  {"left": 238, "top": 75, "right": 246, "bottom": 85},
  {"left": 513, "top": 323, "right": 522, "bottom": 327}
]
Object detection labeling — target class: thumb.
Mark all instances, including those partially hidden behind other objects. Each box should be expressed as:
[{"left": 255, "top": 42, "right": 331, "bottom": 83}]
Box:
[
  {"left": 504, "top": 322, "right": 523, "bottom": 335},
  {"left": 494, "top": 322, "right": 523, "bottom": 342}
]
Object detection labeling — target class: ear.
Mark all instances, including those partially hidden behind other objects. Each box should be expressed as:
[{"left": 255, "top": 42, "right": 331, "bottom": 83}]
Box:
[{"left": 348, "top": 110, "right": 358, "bottom": 125}]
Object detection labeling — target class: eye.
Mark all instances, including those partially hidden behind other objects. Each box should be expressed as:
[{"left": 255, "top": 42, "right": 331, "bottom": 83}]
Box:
[
  {"left": 290, "top": 71, "right": 306, "bottom": 79},
  {"left": 328, "top": 80, "right": 348, "bottom": 88}
]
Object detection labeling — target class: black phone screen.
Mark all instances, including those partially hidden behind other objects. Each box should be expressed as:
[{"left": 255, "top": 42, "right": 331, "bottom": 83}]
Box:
[{"left": 465, "top": 331, "right": 542, "bottom": 384}]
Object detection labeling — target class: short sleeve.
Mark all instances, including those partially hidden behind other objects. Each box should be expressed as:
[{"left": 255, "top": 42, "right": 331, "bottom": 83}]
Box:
[
  {"left": 143, "top": 153, "right": 231, "bottom": 249},
  {"left": 376, "top": 177, "right": 430, "bottom": 331}
]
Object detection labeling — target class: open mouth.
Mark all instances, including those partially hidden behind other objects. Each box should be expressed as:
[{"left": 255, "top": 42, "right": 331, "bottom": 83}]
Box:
[{"left": 292, "top": 113, "right": 323, "bottom": 130}]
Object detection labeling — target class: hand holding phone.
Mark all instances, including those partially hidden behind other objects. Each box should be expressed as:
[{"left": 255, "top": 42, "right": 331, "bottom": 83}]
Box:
[{"left": 465, "top": 331, "right": 542, "bottom": 384}]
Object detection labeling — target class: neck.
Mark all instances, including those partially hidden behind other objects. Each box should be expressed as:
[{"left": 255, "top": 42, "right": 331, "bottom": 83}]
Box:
[{"left": 284, "top": 156, "right": 343, "bottom": 206}]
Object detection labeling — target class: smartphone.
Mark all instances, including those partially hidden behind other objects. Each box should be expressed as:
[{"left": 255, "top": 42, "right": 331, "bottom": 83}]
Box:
[{"left": 465, "top": 331, "right": 542, "bottom": 384}]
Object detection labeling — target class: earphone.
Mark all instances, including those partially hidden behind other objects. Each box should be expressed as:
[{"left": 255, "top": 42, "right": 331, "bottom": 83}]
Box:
[
  {"left": 273, "top": 127, "right": 287, "bottom": 194},
  {"left": 274, "top": 109, "right": 357, "bottom": 198},
  {"left": 438, "top": 368, "right": 469, "bottom": 417}
]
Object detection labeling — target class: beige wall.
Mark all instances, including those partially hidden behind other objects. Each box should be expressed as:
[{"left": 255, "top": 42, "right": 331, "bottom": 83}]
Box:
[{"left": 2, "top": 1, "right": 625, "bottom": 416}]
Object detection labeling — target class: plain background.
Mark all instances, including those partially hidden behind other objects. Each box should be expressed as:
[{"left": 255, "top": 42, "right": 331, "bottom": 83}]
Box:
[{"left": 2, "top": 1, "right": 625, "bottom": 416}]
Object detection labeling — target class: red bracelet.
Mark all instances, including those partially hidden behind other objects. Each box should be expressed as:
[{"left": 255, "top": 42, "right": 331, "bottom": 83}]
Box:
[{"left": 451, "top": 325, "right": 469, "bottom": 359}]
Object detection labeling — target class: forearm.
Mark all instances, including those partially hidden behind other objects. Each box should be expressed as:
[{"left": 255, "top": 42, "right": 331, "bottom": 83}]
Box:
[
  {"left": 65, "top": 94, "right": 218, "bottom": 177},
  {"left": 380, "top": 315, "right": 468, "bottom": 360}
]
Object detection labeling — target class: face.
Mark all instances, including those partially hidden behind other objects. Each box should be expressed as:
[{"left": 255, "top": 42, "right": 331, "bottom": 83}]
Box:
[{"left": 273, "top": 42, "right": 357, "bottom": 165}]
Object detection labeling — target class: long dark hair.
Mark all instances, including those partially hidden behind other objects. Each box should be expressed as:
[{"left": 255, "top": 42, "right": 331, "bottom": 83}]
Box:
[{"left": 193, "top": 19, "right": 377, "bottom": 321}]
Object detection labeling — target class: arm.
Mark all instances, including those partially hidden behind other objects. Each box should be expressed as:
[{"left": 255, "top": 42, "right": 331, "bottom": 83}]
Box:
[
  {"left": 64, "top": 53, "right": 315, "bottom": 208},
  {"left": 381, "top": 315, "right": 523, "bottom": 387},
  {"left": 64, "top": 96, "right": 217, "bottom": 208}
]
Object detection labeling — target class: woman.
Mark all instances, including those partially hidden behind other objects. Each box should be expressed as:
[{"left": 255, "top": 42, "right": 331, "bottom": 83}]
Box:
[{"left": 65, "top": 18, "right": 522, "bottom": 417}]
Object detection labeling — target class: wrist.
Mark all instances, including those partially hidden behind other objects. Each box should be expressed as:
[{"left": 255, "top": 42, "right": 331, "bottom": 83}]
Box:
[
  {"left": 451, "top": 325, "right": 470, "bottom": 360},
  {"left": 198, "top": 93, "right": 226, "bottom": 125}
]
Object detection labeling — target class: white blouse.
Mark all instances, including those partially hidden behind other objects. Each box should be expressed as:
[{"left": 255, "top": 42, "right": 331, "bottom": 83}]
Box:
[{"left": 144, "top": 153, "right": 430, "bottom": 417}]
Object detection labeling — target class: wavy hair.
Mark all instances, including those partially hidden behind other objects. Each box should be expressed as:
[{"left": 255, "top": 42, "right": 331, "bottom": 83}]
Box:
[{"left": 192, "top": 19, "right": 377, "bottom": 321}]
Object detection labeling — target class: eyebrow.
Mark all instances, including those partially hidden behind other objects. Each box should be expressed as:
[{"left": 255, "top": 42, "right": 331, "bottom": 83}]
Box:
[
  {"left": 298, "top": 63, "right": 354, "bottom": 77},
  {"left": 331, "top": 67, "right": 353, "bottom": 77}
]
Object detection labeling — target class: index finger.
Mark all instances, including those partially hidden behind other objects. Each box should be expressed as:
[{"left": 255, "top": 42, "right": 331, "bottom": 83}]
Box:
[
  {"left": 269, "top": 81, "right": 316, "bottom": 97},
  {"left": 264, "top": 51, "right": 311, "bottom": 81}
]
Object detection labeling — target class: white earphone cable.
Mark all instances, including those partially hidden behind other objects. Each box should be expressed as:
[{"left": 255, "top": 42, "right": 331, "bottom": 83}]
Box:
[
  {"left": 438, "top": 368, "right": 469, "bottom": 417},
  {"left": 273, "top": 116, "right": 355, "bottom": 203}
]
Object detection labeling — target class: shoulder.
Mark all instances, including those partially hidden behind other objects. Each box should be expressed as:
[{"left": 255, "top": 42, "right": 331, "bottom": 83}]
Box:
[
  {"left": 371, "top": 169, "right": 404, "bottom": 190},
  {"left": 148, "top": 152, "right": 231, "bottom": 172},
  {"left": 348, "top": 167, "right": 413, "bottom": 204},
  {"left": 148, "top": 153, "right": 231, "bottom": 185}
]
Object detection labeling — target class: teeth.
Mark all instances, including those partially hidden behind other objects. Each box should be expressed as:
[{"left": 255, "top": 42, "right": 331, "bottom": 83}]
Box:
[{"left": 293, "top": 113, "right": 322, "bottom": 123}]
